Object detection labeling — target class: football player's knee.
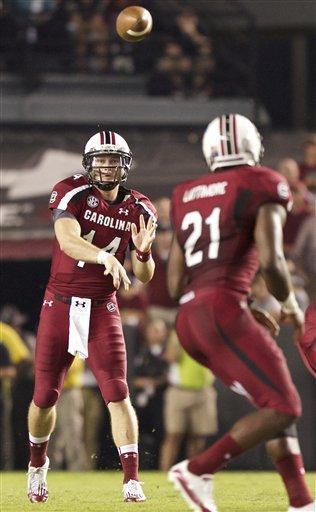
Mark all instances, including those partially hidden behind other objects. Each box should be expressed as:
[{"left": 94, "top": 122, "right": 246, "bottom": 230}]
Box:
[
  {"left": 272, "top": 387, "right": 302, "bottom": 420},
  {"left": 271, "top": 423, "right": 298, "bottom": 441},
  {"left": 102, "top": 378, "right": 129, "bottom": 404},
  {"left": 33, "top": 387, "right": 60, "bottom": 409},
  {"left": 277, "top": 395, "right": 302, "bottom": 423}
]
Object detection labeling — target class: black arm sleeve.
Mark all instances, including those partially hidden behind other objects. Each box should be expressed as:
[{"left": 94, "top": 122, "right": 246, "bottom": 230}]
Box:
[{"left": 52, "top": 209, "right": 76, "bottom": 222}]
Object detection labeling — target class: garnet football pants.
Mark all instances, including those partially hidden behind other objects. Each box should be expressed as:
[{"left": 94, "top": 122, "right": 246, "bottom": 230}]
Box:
[
  {"left": 176, "top": 287, "right": 301, "bottom": 417},
  {"left": 33, "top": 290, "right": 128, "bottom": 408}
]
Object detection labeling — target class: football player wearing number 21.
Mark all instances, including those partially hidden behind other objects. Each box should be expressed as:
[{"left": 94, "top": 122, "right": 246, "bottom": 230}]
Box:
[
  {"left": 167, "top": 114, "right": 314, "bottom": 512},
  {"left": 27, "top": 130, "right": 157, "bottom": 503}
]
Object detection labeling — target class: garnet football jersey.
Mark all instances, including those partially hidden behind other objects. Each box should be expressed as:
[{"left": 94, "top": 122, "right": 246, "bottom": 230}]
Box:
[
  {"left": 47, "top": 174, "right": 156, "bottom": 299},
  {"left": 171, "top": 165, "right": 292, "bottom": 295}
]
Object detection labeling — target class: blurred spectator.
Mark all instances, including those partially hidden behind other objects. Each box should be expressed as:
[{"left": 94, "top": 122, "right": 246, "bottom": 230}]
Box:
[
  {"left": 299, "top": 135, "right": 316, "bottom": 194},
  {"left": 193, "top": 39, "right": 216, "bottom": 97},
  {"left": 147, "top": 40, "right": 194, "bottom": 97},
  {"left": 70, "top": 5, "right": 109, "bottom": 73},
  {"left": 277, "top": 157, "right": 313, "bottom": 252},
  {"left": 110, "top": 41, "right": 134, "bottom": 74},
  {"left": 0, "top": 306, "right": 34, "bottom": 469},
  {"left": 35, "top": 0, "right": 72, "bottom": 72},
  {"left": 0, "top": 304, "right": 35, "bottom": 351},
  {"left": 292, "top": 215, "right": 316, "bottom": 300},
  {"left": 159, "top": 330, "right": 218, "bottom": 471},
  {"left": 3, "top": 0, "right": 252, "bottom": 101},
  {"left": 86, "top": 12, "right": 109, "bottom": 73},
  {"left": 11, "top": 0, "right": 53, "bottom": 17},
  {"left": 0, "top": 338, "right": 16, "bottom": 470},
  {"left": 117, "top": 257, "right": 148, "bottom": 329},
  {"left": 133, "top": 318, "right": 169, "bottom": 469},
  {"left": 277, "top": 157, "right": 313, "bottom": 206},
  {"left": 278, "top": 157, "right": 303, "bottom": 190},
  {"left": 49, "top": 357, "right": 86, "bottom": 470},
  {"left": 0, "top": 320, "right": 31, "bottom": 367},
  {"left": 76, "top": 0, "right": 100, "bottom": 19},
  {"left": 147, "top": 227, "right": 178, "bottom": 326},
  {"left": 0, "top": 320, "right": 31, "bottom": 469},
  {"left": 11, "top": 0, "right": 73, "bottom": 77},
  {"left": 154, "top": 197, "right": 171, "bottom": 230},
  {"left": 171, "top": 7, "right": 208, "bottom": 57}
]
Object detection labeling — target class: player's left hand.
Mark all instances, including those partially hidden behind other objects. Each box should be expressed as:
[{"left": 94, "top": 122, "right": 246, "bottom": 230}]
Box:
[
  {"left": 131, "top": 214, "right": 156, "bottom": 252},
  {"left": 251, "top": 306, "right": 280, "bottom": 337}
]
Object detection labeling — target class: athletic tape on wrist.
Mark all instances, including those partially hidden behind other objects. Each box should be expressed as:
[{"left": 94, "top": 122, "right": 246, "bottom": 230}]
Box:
[{"left": 97, "top": 250, "right": 110, "bottom": 265}]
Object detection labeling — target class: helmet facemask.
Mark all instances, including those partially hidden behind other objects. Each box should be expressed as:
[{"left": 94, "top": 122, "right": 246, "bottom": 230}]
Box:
[{"left": 83, "top": 150, "right": 132, "bottom": 191}]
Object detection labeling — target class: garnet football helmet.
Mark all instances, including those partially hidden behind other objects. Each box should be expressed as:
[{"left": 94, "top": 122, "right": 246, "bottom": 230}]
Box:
[
  {"left": 202, "top": 114, "right": 264, "bottom": 172},
  {"left": 82, "top": 131, "right": 132, "bottom": 190}
]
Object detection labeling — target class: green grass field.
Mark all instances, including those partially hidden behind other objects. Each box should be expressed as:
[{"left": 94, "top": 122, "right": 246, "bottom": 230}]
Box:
[{"left": 1, "top": 471, "right": 315, "bottom": 512}]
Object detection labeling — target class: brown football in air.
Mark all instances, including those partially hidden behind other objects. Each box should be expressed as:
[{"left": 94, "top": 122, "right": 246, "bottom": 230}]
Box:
[{"left": 116, "top": 6, "right": 153, "bottom": 42}]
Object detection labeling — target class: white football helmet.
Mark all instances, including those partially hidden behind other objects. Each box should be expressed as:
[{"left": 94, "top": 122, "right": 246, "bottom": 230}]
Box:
[
  {"left": 82, "top": 130, "right": 132, "bottom": 190},
  {"left": 202, "top": 114, "right": 264, "bottom": 172}
]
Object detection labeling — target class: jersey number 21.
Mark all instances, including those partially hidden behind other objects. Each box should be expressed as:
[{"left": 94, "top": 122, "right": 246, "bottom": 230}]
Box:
[{"left": 181, "top": 207, "right": 221, "bottom": 267}]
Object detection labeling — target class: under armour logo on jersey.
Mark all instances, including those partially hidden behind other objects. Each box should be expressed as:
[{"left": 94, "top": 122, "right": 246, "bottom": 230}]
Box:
[
  {"left": 75, "top": 300, "right": 86, "bottom": 308},
  {"left": 119, "top": 208, "right": 129, "bottom": 216},
  {"left": 43, "top": 300, "right": 53, "bottom": 307}
]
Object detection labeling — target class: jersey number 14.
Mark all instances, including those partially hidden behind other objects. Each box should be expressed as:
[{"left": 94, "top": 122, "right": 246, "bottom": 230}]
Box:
[
  {"left": 77, "top": 230, "right": 121, "bottom": 268},
  {"left": 182, "top": 208, "right": 220, "bottom": 267}
]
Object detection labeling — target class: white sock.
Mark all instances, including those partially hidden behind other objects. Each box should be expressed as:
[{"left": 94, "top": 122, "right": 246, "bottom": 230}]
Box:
[
  {"left": 118, "top": 443, "right": 138, "bottom": 455},
  {"left": 29, "top": 433, "right": 50, "bottom": 444}
]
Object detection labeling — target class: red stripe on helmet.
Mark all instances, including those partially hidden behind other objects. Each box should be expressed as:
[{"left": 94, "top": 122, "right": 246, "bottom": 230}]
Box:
[
  {"left": 100, "top": 131, "right": 105, "bottom": 145},
  {"left": 232, "top": 115, "right": 238, "bottom": 154},
  {"left": 110, "top": 131, "right": 116, "bottom": 145}
]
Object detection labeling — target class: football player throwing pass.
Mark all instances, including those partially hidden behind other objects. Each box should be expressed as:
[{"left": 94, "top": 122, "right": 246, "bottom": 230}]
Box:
[{"left": 27, "top": 130, "right": 157, "bottom": 503}]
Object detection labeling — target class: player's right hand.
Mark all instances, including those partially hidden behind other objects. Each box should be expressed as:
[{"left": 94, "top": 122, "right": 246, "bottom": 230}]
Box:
[
  {"left": 103, "top": 254, "right": 131, "bottom": 290},
  {"left": 280, "top": 307, "right": 305, "bottom": 341}
]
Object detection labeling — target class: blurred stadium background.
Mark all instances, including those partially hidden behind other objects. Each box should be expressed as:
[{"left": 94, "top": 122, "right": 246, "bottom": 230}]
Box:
[{"left": 1, "top": 0, "right": 315, "bottom": 478}]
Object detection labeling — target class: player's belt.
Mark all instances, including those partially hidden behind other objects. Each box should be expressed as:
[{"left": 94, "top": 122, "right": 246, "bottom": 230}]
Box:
[{"left": 54, "top": 294, "right": 105, "bottom": 306}]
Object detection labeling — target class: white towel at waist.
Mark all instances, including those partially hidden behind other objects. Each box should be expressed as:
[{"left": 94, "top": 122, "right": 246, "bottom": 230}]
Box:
[{"left": 68, "top": 297, "right": 92, "bottom": 359}]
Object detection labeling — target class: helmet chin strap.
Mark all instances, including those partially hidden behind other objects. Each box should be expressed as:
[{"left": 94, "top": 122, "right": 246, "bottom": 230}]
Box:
[
  {"left": 89, "top": 165, "right": 126, "bottom": 191},
  {"left": 95, "top": 181, "right": 119, "bottom": 191}
]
